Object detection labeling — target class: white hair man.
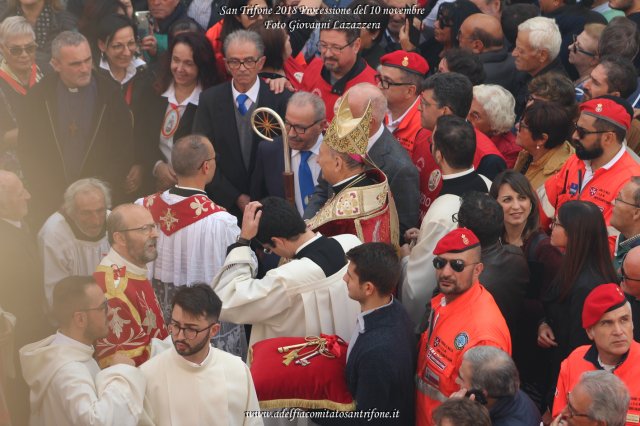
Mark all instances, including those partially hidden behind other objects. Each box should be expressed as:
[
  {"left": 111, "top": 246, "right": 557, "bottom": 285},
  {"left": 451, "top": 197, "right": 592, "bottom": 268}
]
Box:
[{"left": 38, "top": 178, "right": 111, "bottom": 308}]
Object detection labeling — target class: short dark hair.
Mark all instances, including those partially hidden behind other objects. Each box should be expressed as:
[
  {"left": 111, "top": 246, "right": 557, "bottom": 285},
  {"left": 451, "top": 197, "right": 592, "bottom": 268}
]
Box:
[
  {"left": 471, "top": 27, "right": 503, "bottom": 50},
  {"left": 458, "top": 191, "right": 504, "bottom": 246},
  {"left": 346, "top": 243, "right": 400, "bottom": 296},
  {"left": 348, "top": 0, "right": 388, "bottom": 44},
  {"left": 96, "top": 13, "right": 136, "bottom": 44},
  {"left": 443, "top": 49, "right": 485, "bottom": 86},
  {"left": 256, "top": 196, "right": 307, "bottom": 245},
  {"left": 53, "top": 275, "right": 97, "bottom": 326},
  {"left": 421, "top": 72, "right": 473, "bottom": 118},
  {"left": 501, "top": 3, "right": 539, "bottom": 46},
  {"left": 319, "top": 14, "right": 361, "bottom": 41},
  {"left": 523, "top": 101, "right": 573, "bottom": 149},
  {"left": 598, "top": 16, "right": 640, "bottom": 60},
  {"left": 599, "top": 56, "right": 638, "bottom": 99},
  {"left": 433, "top": 115, "right": 476, "bottom": 169},
  {"left": 432, "top": 398, "right": 491, "bottom": 426},
  {"left": 527, "top": 72, "right": 578, "bottom": 120},
  {"left": 171, "top": 283, "right": 222, "bottom": 321}
]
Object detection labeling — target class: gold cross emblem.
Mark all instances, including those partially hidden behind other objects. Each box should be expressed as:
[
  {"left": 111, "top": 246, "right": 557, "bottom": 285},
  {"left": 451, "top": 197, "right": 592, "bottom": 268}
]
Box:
[{"left": 160, "top": 208, "right": 178, "bottom": 231}]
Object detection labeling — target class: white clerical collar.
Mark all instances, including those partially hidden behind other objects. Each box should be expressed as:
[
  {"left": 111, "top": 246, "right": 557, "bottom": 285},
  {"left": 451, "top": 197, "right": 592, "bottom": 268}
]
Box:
[
  {"left": 387, "top": 97, "right": 419, "bottom": 127},
  {"left": 101, "top": 248, "right": 148, "bottom": 276},
  {"left": 53, "top": 330, "right": 94, "bottom": 351},
  {"left": 291, "top": 134, "right": 323, "bottom": 157},
  {"left": 174, "top": 184, "right": 206, "bottom": 193},
  {"left": 1, "top": 217, "right": 21, "bottom": 228},
  {"left": 355, "top": 296, "right": 394, "bottom": 334},
  {"left": 442, "top": 168, "right": 475, "bottom": 180},
  {"left": 295, "top": 233, "right": 322, "bottom": 255},
  {"left": 366, "top": 124, "right": 385, "bottom": 153},
  {"left": 162, "top": 81, "right": 202, "bottom": 106},
  {"left": 99, "top": 56, "right": 145, "bottom": 85},
  {"left": 231, "top": 76, "right": 260, "bottom": 104}
]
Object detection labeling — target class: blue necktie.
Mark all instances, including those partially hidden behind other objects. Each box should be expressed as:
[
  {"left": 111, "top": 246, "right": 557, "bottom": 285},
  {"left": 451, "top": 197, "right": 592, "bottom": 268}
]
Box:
[
  {"left": 236, "top": 93, "right": 249, "bottom": 115},
  {"left": 299, "top": 151, "right": 314, "bottom": 209}
]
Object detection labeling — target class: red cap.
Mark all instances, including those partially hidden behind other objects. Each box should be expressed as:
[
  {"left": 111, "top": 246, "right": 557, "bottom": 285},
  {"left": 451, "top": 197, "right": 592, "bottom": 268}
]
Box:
[
  {"left": 380, "top": 50, "right": 429, "bottom": 76},
  {"left": 580, "top": 98, "right": 631, "bottom": 131},
  {"left": 433, "top": 228, "right": 480, "bottom": 255},
  {"left": 582, "top": 284, "right": 627, "bottom": 329}
]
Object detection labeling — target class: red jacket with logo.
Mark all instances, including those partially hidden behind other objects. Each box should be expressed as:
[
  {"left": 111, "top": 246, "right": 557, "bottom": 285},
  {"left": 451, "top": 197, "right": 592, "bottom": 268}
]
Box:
[{"left": 387, "top": 99, "right": 423, "bottom": 156}]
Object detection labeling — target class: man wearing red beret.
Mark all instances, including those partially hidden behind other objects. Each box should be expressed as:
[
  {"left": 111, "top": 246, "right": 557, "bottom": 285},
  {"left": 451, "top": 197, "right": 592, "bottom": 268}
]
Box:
[
  {"left": 415, "top": 228, "right": 511, "bottom": 426},
  {"left": 552, "top": 283, "right": 640, "bottom": 425},
  {"left": 378, "top": 50, "right": 429, "bottom": 157},
  {"left": 540, "top": 96, "right": 640, "bottom": 249}
]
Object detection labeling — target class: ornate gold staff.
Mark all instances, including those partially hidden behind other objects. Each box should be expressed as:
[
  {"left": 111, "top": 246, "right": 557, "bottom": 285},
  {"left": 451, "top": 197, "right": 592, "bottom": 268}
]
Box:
[{"left": 251, "top": 107, "right": 295, "bottom": 207}]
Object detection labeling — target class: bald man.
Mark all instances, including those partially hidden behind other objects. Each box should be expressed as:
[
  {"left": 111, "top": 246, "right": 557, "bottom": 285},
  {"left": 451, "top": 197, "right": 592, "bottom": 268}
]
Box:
[
  {"left": 93, "top": 203, "right": 168, "bottom": 368},
  {"left": 303, "top": 83, "right": 420, "bottom": 240},
  {"left": 621, "top": 246, "right": 640, "bottom": 341},
  {"left": 458, "top": 14, "right": 522, "bottom": 96}
]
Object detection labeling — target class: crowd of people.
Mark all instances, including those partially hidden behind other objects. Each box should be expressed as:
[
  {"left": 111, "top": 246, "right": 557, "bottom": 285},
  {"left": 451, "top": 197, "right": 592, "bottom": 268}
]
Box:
[{"left": 1, "top": 0, "right": 640, "bottom": 424}]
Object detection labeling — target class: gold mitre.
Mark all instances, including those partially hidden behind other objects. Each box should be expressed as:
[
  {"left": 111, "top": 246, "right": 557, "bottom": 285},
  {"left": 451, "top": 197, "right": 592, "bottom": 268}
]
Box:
[{"left": 324, "top": 94, "right": 373, "bottom": 155}]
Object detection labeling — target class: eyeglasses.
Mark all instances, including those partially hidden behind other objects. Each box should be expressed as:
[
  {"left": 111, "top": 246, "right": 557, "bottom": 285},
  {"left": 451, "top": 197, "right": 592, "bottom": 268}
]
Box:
[
  {"left": 551, "top": 218, "right": 564, "bottom": 229},
  {"left": 518, "top": 119, "right": 529, "bottom": 131},
  {"left": 433, "top": 257, "right": 479, "bottom": 273},
  {"left": 80, "top": 299, "right": 109, "bottom": 313},
  {"left": 573, "top": 124, "right": 611, "bottom": 139},
  {"left": 571, "top": 34, "right": 597, "bottom": 57},
  {"left": 621, "top": 262, "right": 640, "bottom": 282},
  {"left": 419, "top": 93, "right": 436, "bottom": 108},
  {"left": 199, "top": 157, "right": 215, "bottom": 169},
  {"left": 116, "top": 223, "right": 157, "bottom": 234},
  {"left": 225, "top": 57, "right": 262, "bottom": 70},
  {"left": 374, "top": 74, "right": 414, "bottom": 89},
  {"left": 109, "top": 40, "right": 138, "bottom": 53},
  {"left": 284, "top": 118, "right": 322, "bottom": 135},
  {"left": 564, "top": 392, "right": 593, "bottom": 419},
  {"left": 456, "top": 30, "right": 474, "bottom": 42},
  {"left": 7, "top": 43, "right": 37, "bottom": 56},
  {"left": 316, "top": 39, "right": 355, "bottom": 54},
  {"left": 613, "top": 197, "right": 640, "bottom": 208},
  {"left": 168, "top": 322, "right": 217, "bottom": 340}
]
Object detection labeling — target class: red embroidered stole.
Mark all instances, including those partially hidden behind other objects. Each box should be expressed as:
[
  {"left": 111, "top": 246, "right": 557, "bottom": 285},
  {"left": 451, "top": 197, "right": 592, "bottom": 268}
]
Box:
[{"left": 143, "top": 193, "right": 226, "bottom": 236}]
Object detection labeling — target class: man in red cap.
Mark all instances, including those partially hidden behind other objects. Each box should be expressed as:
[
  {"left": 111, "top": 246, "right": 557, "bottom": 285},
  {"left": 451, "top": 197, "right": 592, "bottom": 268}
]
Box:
[
  {"left": 540, "top": 96, "right": 640, "bottom": 248},
  {"left": 415, "top": 228, "right": 511, "bottom": 426},
  {"left": 552, "top": 283, "right": 640, "bottom": 424},
  {"left": 377, "top": 50, "right": 429, "bottom": 157}
]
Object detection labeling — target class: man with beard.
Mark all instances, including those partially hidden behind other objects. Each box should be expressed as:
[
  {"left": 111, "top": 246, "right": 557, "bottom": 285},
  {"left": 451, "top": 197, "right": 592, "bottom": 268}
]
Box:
[
  {"left": 93, "top": 204, "right": 168, "bottom": 368},
  {"left": 540, "top": 97, "right": 640, "bottom": 250},
  {"left": 415, "top": 228, "right": 511, "bottom": 425},
  {"left": 582, "top": 56, "right": 637, "bottom": 104},
  {"left": 140, "top": 284, "right": 261, "bottom": 426}
]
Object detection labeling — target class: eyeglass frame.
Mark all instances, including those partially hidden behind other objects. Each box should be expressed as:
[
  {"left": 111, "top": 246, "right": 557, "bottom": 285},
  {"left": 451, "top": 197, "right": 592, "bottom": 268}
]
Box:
[
  {"left": 284, "top": 118, "right": 322, "bottom": 135},
  {"left": 168, "top": 321, "right": 218, "bottom": 340},
  {"left": 571, "top": 34, "right": 597, "bottom": 58},
  {"left": 518, "top": 119, "right": 530, "bottom": 131},
  {"left": 613, "top": 196, "right": 640, "bottom": 209},
  {"left": 198, "top": 157, "right": 215, "bottom": 169},
  {"left": 564, "top": 392, "right": 593, "bottom": 419},
  {"left": 573, "top": 123, "right": 612, "bottom": 139},
  {"left": 433, "top": 256, "right": 479, "bottom": 273},
  {"left": 374, "top": 74, "right": 415, "bottom": 90},
  {"left": 316, "top": 38, "right": 356, "bottom": 54},
  {"left": 79, "top": 299, "right": 109, "bottom": 313},
  {"left": 6, "top": 43, "right": 37, "bottom": 57},
  {"left": 621, "top": 261, "right": 640, "bottom": 282},
  {"left": 115, "top": 223, "right": 158, "bottom": 234},
  {"left": 224, "top": 56, "right": 263, "bottom": 70},
  {"left": 551, "top": 218, "right": 564, "bottom": 229}
]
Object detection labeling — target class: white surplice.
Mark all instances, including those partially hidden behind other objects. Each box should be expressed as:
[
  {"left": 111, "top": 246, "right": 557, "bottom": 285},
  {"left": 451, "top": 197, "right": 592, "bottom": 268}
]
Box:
[
  {"left": 19, "top": 333, "right": 145, "bottom": 426},
  {"left": 139, "top": 345, "right": 262, "bottom": 426}
]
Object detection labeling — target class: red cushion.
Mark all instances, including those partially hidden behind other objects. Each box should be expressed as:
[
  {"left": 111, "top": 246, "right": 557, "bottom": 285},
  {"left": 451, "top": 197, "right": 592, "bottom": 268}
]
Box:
[{"left": 249, "top": 336, "right": 355, "bottom": 411}]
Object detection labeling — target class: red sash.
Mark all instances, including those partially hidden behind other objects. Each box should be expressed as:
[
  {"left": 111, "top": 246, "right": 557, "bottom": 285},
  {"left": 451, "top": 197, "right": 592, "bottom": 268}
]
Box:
[
  {"left": 143, "top": 193, "right": 226, "bottom": 236},
  {"left": 0, "top": 64, "right": 38, "bottom": 95}
]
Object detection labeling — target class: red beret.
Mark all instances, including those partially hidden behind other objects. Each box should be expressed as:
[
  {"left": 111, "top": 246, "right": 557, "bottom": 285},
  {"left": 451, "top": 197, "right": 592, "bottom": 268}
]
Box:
[
  {"left": 380, "top": 50, "right": 429, "bottom": 76},
  {"left": 582, "top": 283, "right": 627, "bottom": 329},
  {"left": 580, "top": 99, "right": 631, "bottom": 131},
  {"left": 433, "top": 228, "right": 480, "bottom": 255}
]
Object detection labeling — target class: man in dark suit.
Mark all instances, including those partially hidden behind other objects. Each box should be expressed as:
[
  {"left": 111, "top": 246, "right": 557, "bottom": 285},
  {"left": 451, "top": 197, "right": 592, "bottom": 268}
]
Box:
[
  {"left": 18, "top": 31, "right": 133, "bottom": 229},
  {"left": 304, "top": 82, "right": 420, "bottom": 240},
  {"left": 193, "top": 29, "right": 291, "bottom": 220},
  {"left": 331, "top": 242, "right": 416, "bottom": 425},
  {"left": 250, "top": 91, "right": 326, "bottom": 216}
]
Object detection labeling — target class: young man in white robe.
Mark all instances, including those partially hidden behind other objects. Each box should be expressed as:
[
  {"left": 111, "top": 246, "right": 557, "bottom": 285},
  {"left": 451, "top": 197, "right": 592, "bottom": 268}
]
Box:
[
  {"left": 20, "top": 276, "right": 146, "bottom": 426},
  {"left": 136, "top": 134, "right": 245, "bottom": 356},
  {"left": 211, "top": 196, "right": 362, "bottom": 347},
  {"left": 38, "top": 178, "right": 111, "bottom": 308},
  {"left": 139, "top": 284, "right": 262, "bottom": 426}
]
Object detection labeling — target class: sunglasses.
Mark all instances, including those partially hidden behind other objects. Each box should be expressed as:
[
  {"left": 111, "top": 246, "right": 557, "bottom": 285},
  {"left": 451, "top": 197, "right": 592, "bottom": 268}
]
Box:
[
  {"left": 433, "top": 256, "right": 479, "bottom": 273},
  {"left": 7, "top": 44, "right": 37, "bottom": 56},
  {"left": 573, "top": 123, "right": 611, "bottom": 139}
]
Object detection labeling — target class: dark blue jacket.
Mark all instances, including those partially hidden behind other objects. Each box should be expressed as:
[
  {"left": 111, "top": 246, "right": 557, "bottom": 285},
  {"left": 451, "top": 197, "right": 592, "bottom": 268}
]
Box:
[{"left": 490, "top": 389, "right": 541, "bottom": 426}]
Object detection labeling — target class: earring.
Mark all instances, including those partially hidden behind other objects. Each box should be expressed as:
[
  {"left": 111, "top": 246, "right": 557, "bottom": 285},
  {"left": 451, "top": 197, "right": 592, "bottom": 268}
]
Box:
[{"left": 536, "top": 145, "right": 540, "bottom": 150}]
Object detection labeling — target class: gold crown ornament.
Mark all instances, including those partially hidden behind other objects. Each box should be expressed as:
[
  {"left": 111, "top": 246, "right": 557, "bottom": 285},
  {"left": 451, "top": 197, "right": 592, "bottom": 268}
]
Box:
[{"left": 324, "top": 94, "right": 373, "bottom": 155}]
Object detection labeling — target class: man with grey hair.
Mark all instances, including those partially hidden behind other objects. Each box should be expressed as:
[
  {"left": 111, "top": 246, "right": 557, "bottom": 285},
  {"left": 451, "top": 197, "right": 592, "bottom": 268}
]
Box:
[
  {"left": 454, "top": 346, "right": 540, "bottom": 425},
  {"left": 38, "top": 178, "right": 111, "bottom": 308},
  {"left": 552, "top": 371, "right": 630, "bottom": 426},
  {"left": 137, "top": 134, "right": 246, "bottom": 357},
  {"left": 18, "top": 31, "right": 134, "bottom": 229},
  {"left": 194, "top": 29, "right": 291, "bottom": 221},
  {"left": 251, "top": 91, "right": 326, "bottom": 216},
  {"left": 610, "top": 177, "right": 640, "bottom": 270},
  {"left": 304, "top": 82, "right": 420, "bottom": 242}
]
